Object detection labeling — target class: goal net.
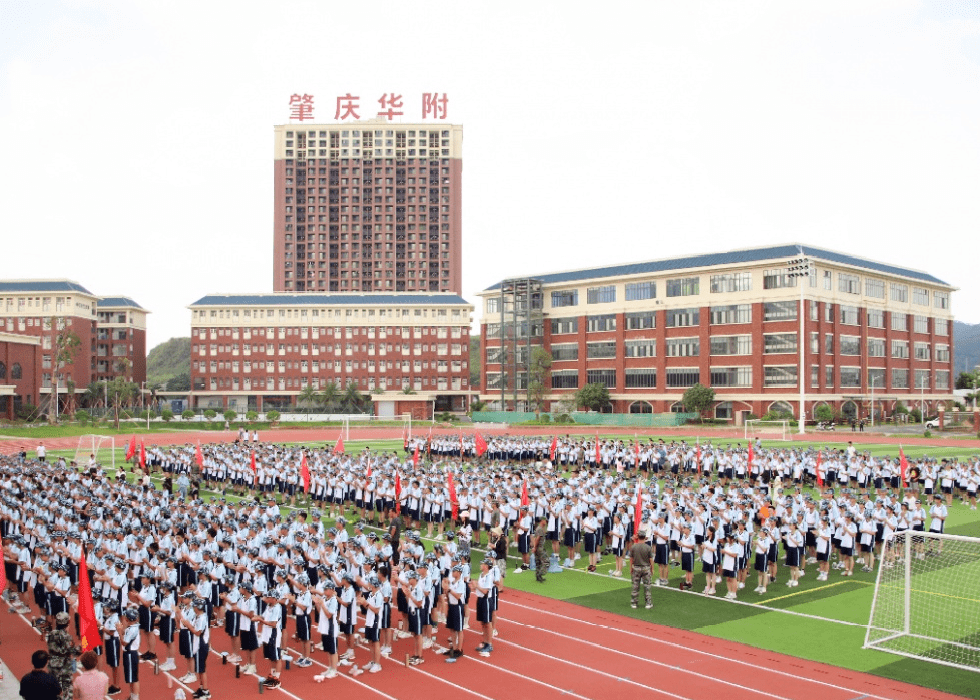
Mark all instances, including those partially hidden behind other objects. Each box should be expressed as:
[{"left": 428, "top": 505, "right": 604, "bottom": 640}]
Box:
[
  {"left": 864, "top": 530, "right": 980, "bottom": 672},
  {"left": 744, "top": 419, "right": 789, "bottom": 441},
  {"left": 73, "top": 435, "right": 115, "bottom": 471}
]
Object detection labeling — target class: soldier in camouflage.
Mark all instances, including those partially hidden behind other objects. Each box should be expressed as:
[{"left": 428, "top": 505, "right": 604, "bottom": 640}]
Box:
[{"left": 46, "top": 611, "right": 79, "bottom": 700}]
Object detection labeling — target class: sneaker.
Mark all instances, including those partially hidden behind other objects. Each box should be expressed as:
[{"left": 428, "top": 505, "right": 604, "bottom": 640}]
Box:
[
  {"left": 758, "top": 588, "right": 766, "bottom": 595},
  {"left": 243, "top": 664, "right": 257, "bottom": 675},
  {"left": 513, "top": 567, "right": 523, "bottom": 574},
  {"left": 338, "top": 659, "right": 352, "bottom": 667},
  {"left": 295, "top": 657, "right": 313, "bottom": 668},
  {"left": 737, "top": 582, "right": 745, "bottom": 589},
  {"left": 193, "top": 689, "right": 210, "bottom": 699},
  {"left": 474, "top": 643, "right": 487, "bottom": 652},
  {"left": 108, "top": 687, "right": 122, "bottom": 696},
  {"left": 630, "top": 603, "right": 637, "bottom": 609},
  {"left": 350, "top": 666, "right": 364, "bottom": 676},
  {"left": 263, "top": 677, "right": 280, "bottom": 688},
  {"left": 341, "top": 650, "right": 355, "bottom": 660},
  {"left": 380, "top": 647, "right": 391, "bottom": 657},
  {"left": 492, "top": 628, "right": 498, "bottom": 637},
  {"left": 645, "top": 603, "right": 653, "bottom": 609},
  {"left": 409, "top": 656, "right": 424, "bottom": 666},
  {"left": 178, "top": 673, "right": 197, "bottom": 683},
  {"left": 861, "top": 566, "right": 873, "bottom": 573},
  {"left": 368, "top": 663, "right": 382, "bottom": 673}
]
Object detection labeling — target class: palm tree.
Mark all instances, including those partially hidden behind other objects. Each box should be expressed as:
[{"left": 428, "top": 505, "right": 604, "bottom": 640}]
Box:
[
  {"left": 342, "top": 380, "right": 366, "bottom": 414},
  {"left": 319, "top": 381, "right": 341, "bottom": 414},
  {"left": 298, "top": 383, "right": 318, "bottom": 417}
]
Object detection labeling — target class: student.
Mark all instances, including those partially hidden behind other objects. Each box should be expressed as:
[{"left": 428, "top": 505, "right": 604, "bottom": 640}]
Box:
[
  {"left": 356, "top": 575, "right": 384, "bottom": 673},
  {"left": 403, "top": 569, "right": 426, "bottom": 665},
  {"left": 259, "top": 591, "right": 283, "bottom": 688},
  {"left": 471, "top": 558, "right": 495, "bottom": 657},
  {"left": 313, "top": 583, "right": 340, "bottom": 681},
  {"left": 443, "top": 565, "right": 467, "bottom": 662},
  {"left": 120, "top": 608, "right": 142, "bottom": 700}
]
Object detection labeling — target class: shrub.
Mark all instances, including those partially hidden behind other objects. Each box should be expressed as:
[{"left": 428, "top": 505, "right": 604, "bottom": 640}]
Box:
[
  {"left": 181, "top": 409, "right": 195, "bottom": 420},
  {"left": 246, "top": 410, "right": 258, "bottom": 422},
  {"left": 74, "top": 409, "right": 91, "bottom": 423},
  {"left": 119, "top": 410, "right": 133, "bottom": 420},
  {"left": 538, "top": 413, "right": 550, "bottom": 423},
  {"left": 814, "top": 405, "right": 834, "bottom": 423},
  {"left": 267, "top": 410, "right": 281, "bottom": 422},
  {"left": 553, "top": 414, "right": 573, "bottom": 424},
  {"left": 223, "top": 409, "right": 237, "bottom": 422},
  {"left": 162, "top": 409, "right": 174, "bottom": 422},
  {"left": 203, "top": 409, "right": 217, "bottom": 421}
]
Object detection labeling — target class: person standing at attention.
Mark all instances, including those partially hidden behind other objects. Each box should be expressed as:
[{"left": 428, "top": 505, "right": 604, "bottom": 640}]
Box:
[
  {"left": 628, "top": 535, "right": 654, "bottom": 609},
  {"left": 533, "top": 517, "right": 548, "bottom": 582}
]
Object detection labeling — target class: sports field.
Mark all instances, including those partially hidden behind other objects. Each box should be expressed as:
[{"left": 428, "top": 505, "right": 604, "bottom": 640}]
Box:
[{"left": 8, "top": 427, "right": 980, "bottom": 698}]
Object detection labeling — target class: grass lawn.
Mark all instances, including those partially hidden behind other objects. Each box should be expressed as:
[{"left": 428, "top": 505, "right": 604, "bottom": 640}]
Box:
[{"left": 37, "top": 433, "right": 980, "bottom": 698}]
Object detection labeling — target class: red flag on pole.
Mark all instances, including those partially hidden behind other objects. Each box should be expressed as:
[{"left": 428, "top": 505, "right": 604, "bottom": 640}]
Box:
[
  {"left": 139, "top": 440, "right": 146, "bottom": 469},
  {"left": 0, "top": 550, "right": 6, "bottom": 596},
  {"left": 125, "top": 435, "right": 136, "bottom": 461},
  {"left": 900, "top": 446, "right": 909, "bottom": 485},
  {"left": 334, "top": 433, "right": 345, "bottom": 454},
  {"left": 412, "top": 443, "right": 420, "bottom": 466},
  {"left": 403, "top": 428, "right": 408, "bottom": 451},
  {"left": 549, "top": 435, "right": 558, "bottom": 462},
  {"left": 595, "top": 432, "right": 601, "bottom": 466},
  {"left": 747, "top": 441, "right": 754, "bottom": 469},
  {"left": 301, "top": 452, "right": 310, "bottom": 494},
  {"left": 77, "top": 547, "right": 103, "bottom": 653},
  {"left": 195, "top": 442, "right": 204, "bottom": 469},
  {"left": 250, "top": 450, "right": 257, "bottom": 475},
  {"left": 521, "top": 479, "right": 530, "bottom": 507},
  {"left": 633, "top": 483, "right": 643, "bottom": 541},
  {"left": 448, "top": 469, "right": 458, "bottom": 520},
  {"left": 366, "top": 461, "right": 372, "bottom": 478},
  {"left": 395, "top": 472, "right": 402, "bottom": 514},
  {"left": 474, "top": 433, "right": 488, "bottom": 457},
  {"left": 816, "top": 451, "right": 823, "bottom": 487}
]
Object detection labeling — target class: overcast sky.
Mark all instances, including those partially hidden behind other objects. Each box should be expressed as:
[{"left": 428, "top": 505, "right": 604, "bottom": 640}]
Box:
[{"left": 2, "top": 0, "right": 979, "bottom": 351}]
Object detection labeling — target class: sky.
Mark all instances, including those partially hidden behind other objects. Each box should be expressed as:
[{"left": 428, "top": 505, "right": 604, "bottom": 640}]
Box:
[{"left": 1, "top": 0, "right": 979, "bottom": 351}]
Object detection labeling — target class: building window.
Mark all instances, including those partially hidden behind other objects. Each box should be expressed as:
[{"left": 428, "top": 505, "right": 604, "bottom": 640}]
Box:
[
  {"left": 550, "top": 290, "right": 578, "bottom": 308},
  {"left": 811, "top": 365, "right": 819, "bottom": 388},
  {"left": 865, "top": 278, "right": 885, "bottom": 299},
  {"left": 891, "top": 313, "right": 908, "bottom": 332},
  {"left": 625, "top": 281, "right": 656, "bottom": 301},
  {"left": 551, "top": 344, "right": 579, "bottom": 361},
  {"left": 913, "top": 315, "right": 929, "bottom": 334},
  {"left": 867, "top": 308, "right": 884, "bottom": 329},
  {"left": 763, "top": 269, "right": 797, "bottom": 290},
  {"left": 710, "top": 334, "right": 752, "bottom": 356},
  {"left": 486, "top": 298, "right": 500, "bottom": 314},
  {"left": 763, "top": 301, "right": 797, "bottom": 322},
  {"left": 665, "top": 307, "right": 699, "bottom": 327},
  {"left": 586, "top": 314, "right": 616, "bottom": 332},
  {"left": 914, "top": 342, "right": 931, "bottom": 361},
  {"left": 624, "top": 339, "right": 656, "bottom": 358},
  {"left": 486, "top": 347, "right": 503, "bottom": 364},
  {"left": 485, "top": 323, "right": 501, "bottom": 339},
  {"left": 867, "top": 337, "right": 886, "bottom": 357},
  {"left": 709, "top": 304, "right": 751, "bottom": 325},
  {"left": 936, "top": 344, "right": 950, "bottom": 362},
  {"left": 839, "top": 305, "right": 859, "bottom": 325},
  {"left": 839, "top": 335, "right": 861, "bottom": 356},
  {"left": 764, "top": 333, "right": 798, "bottom": 354},
  {"left": 586, "top": 285, "right": 616, "bottom": 304},
  {"left": 840, "top": 366, "right": 861, "bottom": 388},
  {"left": 666, "top": 277, "right": 700, "bottom": 297},
  {"left": 666, "top": 337, "right": 700, "bottom": 357},
  {"left": 891, "top": 340, "right": 909, "bottom": 359},
  {"left": 868, "top": 367, "right": 885, "bottom": 389},
  {"left": 625, "top": 311, "right": 655, "bottom": 330},
  {"left": 10, "top": 363, "right": 21, "bottom": 380},
  {"left": 838, "top": 273, "right": 861, "bottom": 295},
  {"left": 914, "top": 369, "right": 930, "bottom": 390},
  {"left": 823, "top": 270, "right": 832, "bottom": 290},
  {"left": 935, "top": 370, "right": 950, "bottom": 390},
  {"left": 587, "top": 341, "right": 617, "bottom": 359},
  {"left": 586, "top": 369, "right": 616, "bottom": 389},
  {"left": 551, "top": 370, "right": 579, "bottom": 389},
  {"left": 710, "top": 366, "right": 752, "bottom": 387},
  {"left": 624, "top": 368, "right": 657, "bottom": 388},
  {"left": 935, "top": 318, "right": 949, "bottom": 336},
  {"left": 763, "top": 366, "right": 797, "bottom": 387},
  {"left": 709, "top": 272, "right": 751, "bottom": 293},
  {"left": 934, "top": 291, "right": 949, "bottom": 310},
  {"left": 825, "top": 365, "right": 834, "bottom": 387},
  {"left": 665, "top": 367, "right": 699, "bottom": 388},
  {"left": 891, "top": 368, "right": 909, "bottom": 389},
  {"left": 890, "top": 283, "right": 908, "bottom": 303},
  {"left": 912, "top": 287, "right": 929, "bottom": 306}
]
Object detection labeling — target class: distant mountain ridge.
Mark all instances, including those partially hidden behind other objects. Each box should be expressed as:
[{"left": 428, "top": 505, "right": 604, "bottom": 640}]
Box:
[
  {"left": 954, "top": 321, "right": 980, "bottom": 373},
  {"left": 147, "top": 337, "right": 191, "bottom": 388}
]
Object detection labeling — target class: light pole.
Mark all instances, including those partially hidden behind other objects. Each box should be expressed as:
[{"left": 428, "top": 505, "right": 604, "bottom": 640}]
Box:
[
  {"left": 869, "top": 373, "right": 877, "bottom": 428},
  {"left": 787, "top": 254, "right": 812, "bottom": 434},
  {"left": 920, "top": 376, "right": 926, "bottom": 424}
]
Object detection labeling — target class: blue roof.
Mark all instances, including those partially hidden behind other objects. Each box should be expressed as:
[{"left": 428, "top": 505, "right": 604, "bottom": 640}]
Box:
[
  {"left": 0, "top": 280, "right": 95, "bottom": 295},
  {"left": 482, "top": 244, "right": 951, "bottom": 291},
  {"left": 190, "top": 293, "right": 472, "bottom": 307},
  {"left": 98, "top": 297, "right": 145, "bottom": 310}
]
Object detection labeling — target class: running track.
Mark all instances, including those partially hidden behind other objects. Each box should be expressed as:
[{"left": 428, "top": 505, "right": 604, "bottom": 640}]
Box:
[{"left": 0, "top": 589, "right": 966, "bottom": 700}]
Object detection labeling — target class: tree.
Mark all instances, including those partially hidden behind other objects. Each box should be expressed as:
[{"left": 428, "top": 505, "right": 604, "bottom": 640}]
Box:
[
  {"left": 181, "top": 409, "right": 195, "bottom": 420},
  {"left": 814, "top": 404, "right": 834, "bottom": 422},
  {"left": 223, "top": 409, "right": 237, "bottom": 423},
  {"left": 83, "top": 380, "right": 106, "bottom": 411},
  {"left": 526, "top": 347, "right": 553, "bottom": 415},
  {"left": 318, "top": 381, "right": 341, "bottom": 413},
  {"left": 166, "top": 373, "right": 191, "bottom": 392},
  {"left": 106, "top": 376, "right": 138, "bottom": 430},
  {"left": 341, "top": 381, "right": 368, "bottom": 413},
  {"left": 681, "top": 383, "right": 715, "bottom": 421},
  {"left": 52, "top": 320, "right": 82, "bottom": 418},
  {"left": 203, "top": 409, "right": 217, "bottom": 421},
  {"left": 298, "top": 384, "right": 319, "bottom": 415},
  {"left": 575, "top": 382, "right": 610, "bottom": 412}
]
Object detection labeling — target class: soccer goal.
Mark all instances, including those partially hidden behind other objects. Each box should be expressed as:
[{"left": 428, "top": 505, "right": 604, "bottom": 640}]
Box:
[
  {"left": 744, "top": 419, "right": 789, "bottom": 441},
  {"left": 73, "top": 435, "right": 115, "bottom": 471},
  {"left": 864, "top": 530, "right": 980, "bottom": 672}
]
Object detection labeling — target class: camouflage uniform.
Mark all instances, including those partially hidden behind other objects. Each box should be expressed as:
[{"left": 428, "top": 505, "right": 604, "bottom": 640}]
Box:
[
  {"left": 47, "top": 613, "right": 78, "bottom": 700},
  {"left": 534, "top": 522, "right": 548, "bottom": 582}
]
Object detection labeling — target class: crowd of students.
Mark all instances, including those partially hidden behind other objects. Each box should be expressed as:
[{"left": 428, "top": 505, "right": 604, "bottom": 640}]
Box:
[{"left": 3, "top": 434, "right": 979, "bottom": 699}]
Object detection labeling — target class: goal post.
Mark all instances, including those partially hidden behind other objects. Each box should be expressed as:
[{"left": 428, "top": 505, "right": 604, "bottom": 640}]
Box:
[
  {"left": 744, "top": 419, "right": 789, "bottom": 441},
  {"left": 73, "top": 435, "right": 115, "bottom": 471},
  {"left": 864, "top": 530, "right": 980, "bottom": 673}
]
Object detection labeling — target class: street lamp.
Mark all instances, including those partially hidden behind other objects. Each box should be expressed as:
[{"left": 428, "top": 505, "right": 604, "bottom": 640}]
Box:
[{"left": 787, "top": 254, "right": 813, "bottom": 435}]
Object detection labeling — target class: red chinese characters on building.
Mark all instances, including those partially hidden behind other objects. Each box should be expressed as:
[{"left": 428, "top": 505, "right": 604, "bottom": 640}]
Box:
[
  {"left": 334, "top": 93, "right": 361, "bottom": 121},
  {"left": 377, "top": 93, "right": 404, "bottom": 120},
  {"left": 288, "top": 94, "right": 315, "bottom": 121},
  {"left": 421, "top": 93, "right": 449, "bottom": 120}
]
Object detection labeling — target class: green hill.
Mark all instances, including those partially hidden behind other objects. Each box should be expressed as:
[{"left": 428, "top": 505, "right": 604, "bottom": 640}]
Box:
[{"left": 146, "top": 337, "right": 191, "bottom": 389}]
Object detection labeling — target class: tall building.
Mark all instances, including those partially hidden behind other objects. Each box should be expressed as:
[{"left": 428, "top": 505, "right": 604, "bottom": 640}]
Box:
[
  {"left": 188, "top": 292, "right": 473, "bottom": 420},
  {"left": 0, "top": 280, "right": 148, "bottom": 414},
  {"left": 477, "top": 244, "right": 956, "bottom": 423},
  {"left": 272, "top": 119, "right": 463, "bottom": 294}
]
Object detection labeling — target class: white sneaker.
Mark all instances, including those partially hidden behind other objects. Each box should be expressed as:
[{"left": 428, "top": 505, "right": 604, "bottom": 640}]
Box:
[
  {"left": 350, "top": 666, "right": 363, "bottom": 677},
  {"left": 178, "top": 673, "right": 197, "bottom": 683},
  {"left": 422, "top": 638, "right": 433, "bottom": 649},
  {"left": 380, "top": 647, "right": 391, "bottom": 657},
  {"left": 338, "top": 659, "right": 352, "bottom": 667},
  {"left": 368, "top": 663, "right": 382, "bottom": 673},
  {"left": 573, "top": 553, "right": 581, "bottom": 560},
  {"left": 492, "top": 628, "right": 498, "bottom": 637},
  {"left": 243, "top": 664, "right": 257, "bottom": 675},
  {"left": 159, "top": 661, "right": 177, "bottom": 672},
  {"left": 513, "top": 568, "right": 523, "bottom": 574},
  {"left": 737, "top": 582, "right": 745, "bottom": 589}
]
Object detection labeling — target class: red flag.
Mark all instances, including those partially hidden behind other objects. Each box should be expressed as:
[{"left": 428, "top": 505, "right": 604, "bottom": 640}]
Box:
[
  {"left": 521, "top": 479, "right": 530, "bottom": 507},
  {"left": 139, "top": 440, "right": 146, "bottom": 469},
  {"left": 366, "top": 462, "right": 373, "bottom": 478},
  {"left": 125, "top": 435, "right": 136, "bottom": 461},
  {"left": 633, "top": 483, "right": 643, "bottom": 541},
  {"left": 816, "top": 451, "right": 823, "bottom": 487},
  {"left": 395, "top": 472, "right": 402, "bottom": 514},
  {"left": 250, "top": 450, "right": 257, "bottom": 475},
  {"left": 747, "top": 441, "right": 754, "bottom": 469},
  {"left": 77, "top": 547, "right": 103, "bottom": 652},
  {"left": 448, "top": 469, "right": 458, "bottom": 520},
  {"left": 412, "top": 443, "right": 420, "bottom": 466},
  {"left": 0, "top": 550, "right": 6, "bottom": 596},
  {"left": 334, "top": 433, "right": 345, "bottom": 454},
  {"left": 474, "top": 433, "right": 488, "bottom": 457},
  {"left": 900, "top": 446, "right": 909, "bottom": 485},
  {"left": 595, "top": 432, "right": 601, "bottom": 466},
  {"left": 301, "top": 452, "right": 310, "bottom": 494},
  {"left": 549, "top": 435, "right": 558, "bottom": 462},
  {"left": 403, "top": 428, "right": 408, "bottom": 450},
  {"left": 195, "top": 441, "right": 204, "bottom": 469}
]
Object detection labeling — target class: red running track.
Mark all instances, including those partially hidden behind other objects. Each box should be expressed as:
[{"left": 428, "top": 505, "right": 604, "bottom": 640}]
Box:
[{"left": 1, "top": 588, "right": 968, "bottom": 700}]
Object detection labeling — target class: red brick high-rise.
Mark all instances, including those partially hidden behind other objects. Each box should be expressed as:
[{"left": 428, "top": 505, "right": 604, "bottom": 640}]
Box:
[{"left": 272, "top": 119, "right": 463, "bottom": 294}]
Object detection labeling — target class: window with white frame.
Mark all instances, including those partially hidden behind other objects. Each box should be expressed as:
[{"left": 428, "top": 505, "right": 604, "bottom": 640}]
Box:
[
  {"left": 625, "top": 368, "right": 657, "bottom": 388},
  {"left": 892, "top": 368, "right": 908, "bottom": 389},
  {"left": 914, "top": 369, "right": 930, "bottom": 389},
  {"left": 936, "top": 344, "right": 950, "bottom": 362},
  {"left": 709, "top": 272, "right": 751, "bottom": 293},
  {"left": 550, "top": 290, "right": 578, "bottom": 308},
  {"left": 710, "top": 366, "right": 752, "bottom": 387},
  {"left": 891, "top": 340, "right": 909, "bottom": 358},
  {"left": 764, "top": 365, "right": 797, "bottom": 387},
  {"left": 890, "top": 283, "right": 908, "bottom": 303},
  {"left": 624, "top": 339, "right": 656, "bottom": 357},
  {"left": 840, "top": 305, "right": 859, "bottom": 325},
  {"left": 709, "top": 304, "right": 751, "bottom": 325},
  {"left": 935, "top": 318, "right": 949, "bottom": 336},
  {"left": 551, "top": 344, "right": 578, "bottom": 361},
  {"left": 666, "top": 277, "right": 700, "bottom": 297},
  {"left": 934, "top": 291, "right": 949, "bottom": 310},
  {"left": 625, "top": 281, "right": 656, "bottom": 301},
  {"left": 625, "top": 311, "right": 655, "bottom": 330},
  {"left": 867, "top": 308, "right": 884, "bottom": 328},
  {"left": 764, "top": 300, "right": 797, "bottom": 321},
  {"left": 838, "top": 273, "right": 861, "bottom": 295},
  {"left": 867, "top": 337, "right": 885, "bottom": 357},
  {"left": 587, "top": 314, "right": 616, "bottom": 332},
  {"left": 764, "top": 333, "right": 798, "bottom": 354},
  {"left": 914, "top": 342, "right": 931, "bottom": 361},
  {"left": 587, "top": 285, "right": 616, "bottom": 304},
  {"left": 865, "top": 278, "right": 885, "bottom": 299},
  {"left": 666, "top": 337, "right": 700, "bottom": 357},
  {"left": 912, "top": 287, "right": 929, "bottom": 306},
  {"left": 763, "top": 269, "right": 796, "bottom": 289},
  {"left": 840, "top": 366, "right": 861, "bottom": 388},
  {"left": 913, "top": 315, "right": 929, "bottom": 334},
  {"left": 587, "top": 341, "right": 617, "bottom": 359},
  {"left": 891, "top": 312, "right": 908, "bottom": 332},
  {"left": 839, "top": 335, "right": 861, "bottom": 355},
  {"left": 935, "top": 370, "right": 950, "bottom": 389},
  {"left": 665, "top": 308, "right": 699, "bottom": 327},
  {"left": 710, "top": 335, "right": 752, "bottom": 356},
  {"left": 665, "top": 367, "right": 699, "bottom": 388}
]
